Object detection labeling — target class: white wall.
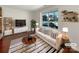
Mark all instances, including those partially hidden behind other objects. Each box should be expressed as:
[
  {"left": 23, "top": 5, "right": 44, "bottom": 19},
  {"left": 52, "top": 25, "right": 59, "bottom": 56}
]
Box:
[
  {"left": 1, "top": 6, "right": 32, "bottom": 35},
  {"left": 32, "top": 5, "right": 79, "bottom": 45},
  {"left": 58, "top": 5, "right": 79, "bottom": 45}
]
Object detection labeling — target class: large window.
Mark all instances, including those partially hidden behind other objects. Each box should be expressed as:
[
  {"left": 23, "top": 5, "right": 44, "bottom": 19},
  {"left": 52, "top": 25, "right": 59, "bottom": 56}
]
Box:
[{"left": 42, "top": 10, "right": 58, "bottom": 29}]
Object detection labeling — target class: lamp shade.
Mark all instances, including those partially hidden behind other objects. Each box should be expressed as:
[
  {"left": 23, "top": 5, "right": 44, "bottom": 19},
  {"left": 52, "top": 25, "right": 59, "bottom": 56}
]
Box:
[
  {"left": 36, "top": 23, "right": 39, "bottom": 26},
  {"left": 62, "top": 27, "right": 68, "bottom": 32}
]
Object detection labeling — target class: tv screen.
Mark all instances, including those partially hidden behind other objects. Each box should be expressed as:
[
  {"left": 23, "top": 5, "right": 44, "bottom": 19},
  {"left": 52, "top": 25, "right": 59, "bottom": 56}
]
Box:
[{"left": 15, "top": 20, "right": 26, "bottom": 27}]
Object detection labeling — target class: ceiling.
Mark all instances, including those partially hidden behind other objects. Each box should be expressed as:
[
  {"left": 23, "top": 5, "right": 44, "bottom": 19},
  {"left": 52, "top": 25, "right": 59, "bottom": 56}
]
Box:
[{"left": 5, "top": 5, "right": 44, "bottom": 11}]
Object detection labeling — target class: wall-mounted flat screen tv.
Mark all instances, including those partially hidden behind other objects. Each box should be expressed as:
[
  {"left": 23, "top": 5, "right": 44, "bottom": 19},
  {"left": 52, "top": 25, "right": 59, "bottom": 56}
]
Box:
[{"left": 15, "top": 20, "right": 26, "bottom": 27}]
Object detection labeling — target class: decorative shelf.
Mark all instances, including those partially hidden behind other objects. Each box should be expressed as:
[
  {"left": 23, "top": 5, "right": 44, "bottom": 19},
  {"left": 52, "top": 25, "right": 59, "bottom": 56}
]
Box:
[
  {"left": 0, "top": 7, "right": 2, "bottom": 34},
  {"left": 0, "top": 17, "right": 2, "bottom": 18}
]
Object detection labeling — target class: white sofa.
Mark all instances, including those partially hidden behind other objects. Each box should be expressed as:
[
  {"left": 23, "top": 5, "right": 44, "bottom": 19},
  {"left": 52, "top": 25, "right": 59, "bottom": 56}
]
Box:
[{"left": 36, "top": 28, "right": 58, "bottom": 50}]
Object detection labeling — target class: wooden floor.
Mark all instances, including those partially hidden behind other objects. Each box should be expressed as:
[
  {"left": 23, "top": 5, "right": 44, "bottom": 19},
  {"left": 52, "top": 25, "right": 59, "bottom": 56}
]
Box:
[{"left": 0, "top": 31, "right": 31, "bottom": 53}]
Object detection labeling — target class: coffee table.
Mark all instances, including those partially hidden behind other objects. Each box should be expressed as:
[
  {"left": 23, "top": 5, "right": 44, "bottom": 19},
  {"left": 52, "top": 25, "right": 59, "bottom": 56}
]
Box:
[{"left": 22, "top": 36, "right": 36, "bottom": 45}]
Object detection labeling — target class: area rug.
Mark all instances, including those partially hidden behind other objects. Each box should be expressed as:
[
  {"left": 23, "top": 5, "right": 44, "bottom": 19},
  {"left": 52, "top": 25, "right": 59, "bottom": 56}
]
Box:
[{"left": 9, "top": 36, "right": 63, "bottom": 53}]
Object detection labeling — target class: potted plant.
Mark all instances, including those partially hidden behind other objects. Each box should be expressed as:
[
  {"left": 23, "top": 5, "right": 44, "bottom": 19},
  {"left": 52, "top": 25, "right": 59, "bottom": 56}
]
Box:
[{"left": 31, "top": 19, "right": 36, "bottom": 33}]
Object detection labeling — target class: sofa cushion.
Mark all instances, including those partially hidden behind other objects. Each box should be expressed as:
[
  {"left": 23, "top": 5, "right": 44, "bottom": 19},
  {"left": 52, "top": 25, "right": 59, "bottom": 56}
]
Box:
[
  {"left": 46, "top": 30, "right": 52, "bottom": 36},
  {"left": 38, "top": 28, "right": 58, "bottom": 39},
  {"left": 51, "top": 32, "right": 58, "bottom": 39},
  {"left": 43, "top": 29, "right": 49, "bottom": 34}
]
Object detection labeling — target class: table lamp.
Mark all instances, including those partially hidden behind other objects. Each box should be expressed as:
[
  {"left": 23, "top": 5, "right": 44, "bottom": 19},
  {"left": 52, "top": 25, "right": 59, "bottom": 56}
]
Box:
[
  {"left": 62, "top": 27, "right": 68, "bottom": 33},
  {"left": 56, "top": 27, "right": 69, "bottom": 50},
  {"left": 36, "top": 23, "right": 39, "bottom": 27},
  {"left": 36, "top": 23, "right": 39, "bottom": 28},
  {"left": 62, "top": 27, "right": 69, "bottom": 41}
]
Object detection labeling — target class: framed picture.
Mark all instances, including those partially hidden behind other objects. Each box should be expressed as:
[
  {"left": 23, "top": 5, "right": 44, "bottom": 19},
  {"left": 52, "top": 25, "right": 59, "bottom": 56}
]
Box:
[{"left": 62, "top": 10, "right": 79, "bottom": 22}]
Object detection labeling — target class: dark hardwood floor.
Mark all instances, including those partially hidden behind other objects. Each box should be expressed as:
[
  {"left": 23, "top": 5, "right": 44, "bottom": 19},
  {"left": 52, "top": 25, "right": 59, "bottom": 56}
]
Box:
[{"left": 0, "top": 31, "right": 34, "bottom": 53}]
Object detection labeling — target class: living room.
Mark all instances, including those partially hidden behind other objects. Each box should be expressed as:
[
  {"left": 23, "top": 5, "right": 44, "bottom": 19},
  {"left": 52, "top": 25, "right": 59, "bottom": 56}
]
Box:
[{"left": 0, "top": 5, "right": 79, "bottom": 53}]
